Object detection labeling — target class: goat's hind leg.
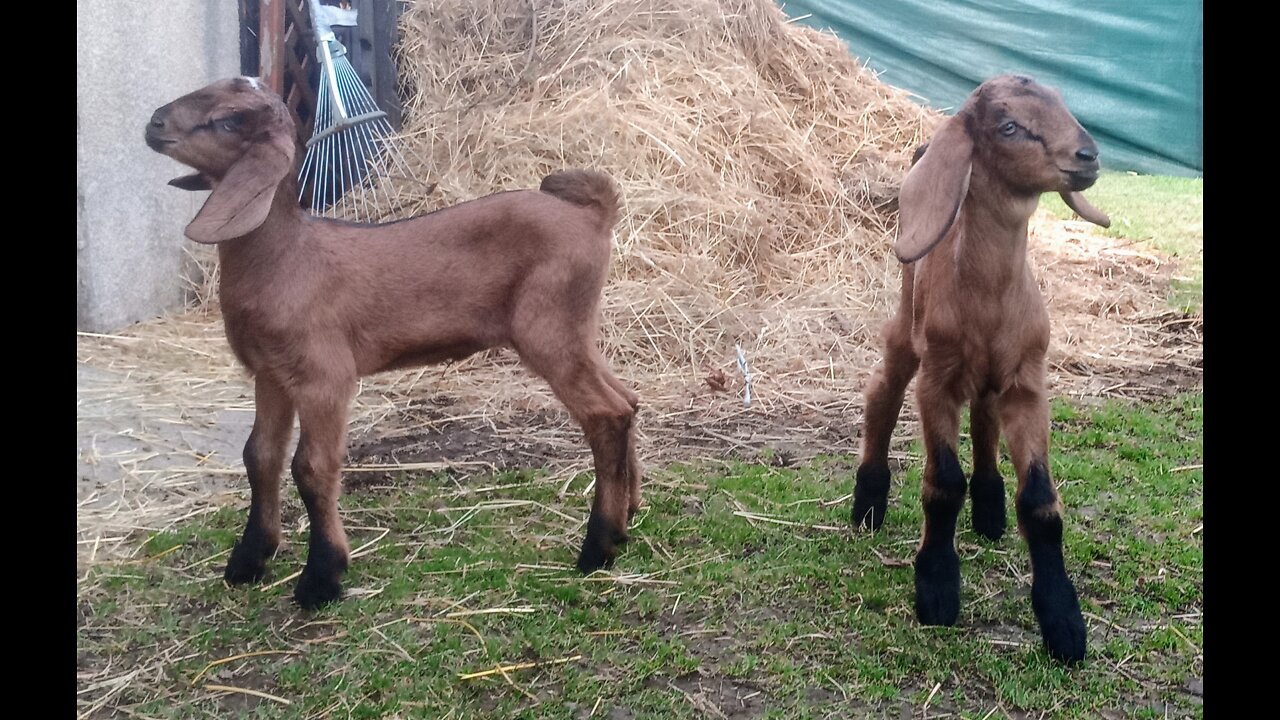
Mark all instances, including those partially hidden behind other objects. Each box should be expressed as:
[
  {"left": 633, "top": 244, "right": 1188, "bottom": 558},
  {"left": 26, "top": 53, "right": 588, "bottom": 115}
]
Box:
[
  {"left": 969, "top": 392, "right": 1007, "bottom": 541},
  {"left": 603, "top": 372, "right": 643, "bottom": 519},
  {"left": 520, "top": 342, "right": 636, "bottom": 573},
  {"left": 1000, "top": 384, "right": 1085, "bottom": 663},
  {"left": 913, "top": 369, "right": 966, "bottom": 626},
  {"left": 852, "top": 311, "right": 919, "bottom": 530},
  {"left": 568, "top": 366, "right": 635, "bottom": 573},
  {"left": 226, "top": 376, "right": 296, "bottom": 585}
]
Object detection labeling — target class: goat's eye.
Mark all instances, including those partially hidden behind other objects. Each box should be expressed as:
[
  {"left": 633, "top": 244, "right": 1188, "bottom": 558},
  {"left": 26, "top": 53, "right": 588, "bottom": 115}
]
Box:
[
  {"left": 216, "top": 114, "right": 245, "bottom": 132},
  {"left": 1000, "top": 121, "right": 1019, "bottom": 137}
]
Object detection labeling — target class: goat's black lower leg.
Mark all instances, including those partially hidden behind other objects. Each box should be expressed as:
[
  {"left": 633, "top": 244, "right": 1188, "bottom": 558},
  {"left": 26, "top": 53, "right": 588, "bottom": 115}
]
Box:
[
  {"left": 970, "top": 468, "right": 1006, "bottom": 541},
  {"left": 1000, "top": 384, "right": 1085, "bottom": 663},
  {"left": 225, "top": 378, "right": 294, "bottom": 585},
  {"left": 852, "top": 316, "right": 918, "bottom": 531},
  {"left": 969, "top": 393, "right": 1006, "bottom": 541},
  {"left": 915, "top": 442, "right": 967, "bottom": 626},
  {"left": 290, "top": 385, "right": 354, "bottom": 610},
  {"left": 576, "top": 406, "right": 634, "bottom": 574},
  {"left": 852, "top": 461, "right": 891, "bottom": 531},
  {"left": 291, "top": 440, "right": 348, "bottom": 607},
  {"left": 1019, "top": 460, "right": 1086, "bottom": 664},
  {"left": 225, "top": 504, "right": 279, "bottom": 585},
  {"left": 578, "top": 503, "right": 629, "bottom": 573},
  {"left": 295, "top": 530, "right": 349, "bottom": 610},
  {"left": 293, "top": 448, "right": 350, "bottom": 609}
]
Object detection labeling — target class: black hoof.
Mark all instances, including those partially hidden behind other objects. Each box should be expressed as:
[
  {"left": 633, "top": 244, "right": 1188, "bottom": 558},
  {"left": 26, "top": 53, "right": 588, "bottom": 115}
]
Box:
[
  {"left": 1033, "top": 571, "right": 1087, "bottom": 664},
  {"left": 294, "top": 566, "right": 344, "bottom": 610},
  {"left": 914, "top": 544, "right": 961, "bottom": 626},
  {"left": 852, "top": 462, "right": 891, "bottom": 531},
  {"left": 970, "top": 470, "right": 1007, "bottom": 541},
  {"left": 292, "top": 542, "right": 348, "bottom": 610},
  {"left": 223, "top": 538, "right": 276, "bottom": 585},
  {"left": 577, "top": 513, "right": 628, "bottom": 573}
]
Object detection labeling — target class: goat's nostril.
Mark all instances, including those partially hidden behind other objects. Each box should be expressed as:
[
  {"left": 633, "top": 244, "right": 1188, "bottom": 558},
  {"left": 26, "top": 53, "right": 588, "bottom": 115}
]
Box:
[{"left": 1075, "top": 147, "right": 1098, "bottom": 162}]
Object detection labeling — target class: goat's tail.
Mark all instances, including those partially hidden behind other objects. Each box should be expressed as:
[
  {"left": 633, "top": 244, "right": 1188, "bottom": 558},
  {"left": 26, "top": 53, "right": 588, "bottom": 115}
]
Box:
[{"left": 540, "top": 169, "right": 621, "bottom": 228}]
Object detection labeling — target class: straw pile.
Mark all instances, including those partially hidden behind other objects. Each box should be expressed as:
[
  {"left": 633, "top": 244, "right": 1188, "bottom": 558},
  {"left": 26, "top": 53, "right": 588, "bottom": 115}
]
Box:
[{"left": 366, "top": 0, "right": 938, "bottom": 410}]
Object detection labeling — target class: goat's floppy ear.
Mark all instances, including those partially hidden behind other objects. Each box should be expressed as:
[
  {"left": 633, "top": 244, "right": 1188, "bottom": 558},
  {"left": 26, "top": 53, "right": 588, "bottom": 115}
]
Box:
[
  {"left": 184, "top": 138, "right": 294, "bottom": 244},
  {"left": 1059, "top": 191, "right": 1111, "bottom": 228},
  {"left": 168, "top": 173, "right": 212, "bottom": 191},
  {"left": 895, "top": 116, "right": 972, "bottom": 263}
]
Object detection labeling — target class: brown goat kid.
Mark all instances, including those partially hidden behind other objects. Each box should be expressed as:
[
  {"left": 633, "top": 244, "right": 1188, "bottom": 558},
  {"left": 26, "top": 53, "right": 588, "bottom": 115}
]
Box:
[
  {"left": 145, "top": 78, "right": 642, "bottom": 608},
  {"left": 850, "top": 75, "right": 1111, "bottom": 664}
]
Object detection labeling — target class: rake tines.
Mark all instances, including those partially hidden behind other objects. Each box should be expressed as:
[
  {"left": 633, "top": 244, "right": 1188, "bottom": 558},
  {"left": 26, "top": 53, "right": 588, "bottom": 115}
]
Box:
[{"left": 297, "top": 0, "right": 418, "bottom": 222}]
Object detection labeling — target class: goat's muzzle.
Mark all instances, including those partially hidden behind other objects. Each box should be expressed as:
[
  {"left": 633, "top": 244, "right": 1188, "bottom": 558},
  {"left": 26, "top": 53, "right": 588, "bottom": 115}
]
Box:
[
  {"left": 1062, "top": 141, "right": 1101, "bottom": 191},
  {"left": 145, "top": 109, "right": 175, "bottom": 153},
  {"left": 1059, "top": 130, "right": 1100, "bottom": 188}
]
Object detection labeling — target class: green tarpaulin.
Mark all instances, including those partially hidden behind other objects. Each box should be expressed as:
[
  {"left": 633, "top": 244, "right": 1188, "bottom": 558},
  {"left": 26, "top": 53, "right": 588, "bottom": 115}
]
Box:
[{"left": 782, "top": 1, "right": 1202, "bottom": 177}]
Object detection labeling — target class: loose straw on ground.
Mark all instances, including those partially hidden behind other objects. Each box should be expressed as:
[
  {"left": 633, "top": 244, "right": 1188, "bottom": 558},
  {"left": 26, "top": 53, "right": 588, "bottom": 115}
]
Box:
[{"left": 458, "top": 654, "right": 584, "bottom": 681}]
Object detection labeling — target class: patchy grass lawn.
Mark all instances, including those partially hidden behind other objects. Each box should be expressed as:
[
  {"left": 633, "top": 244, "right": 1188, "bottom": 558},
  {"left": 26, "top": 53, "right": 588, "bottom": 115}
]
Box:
[
  {"left": 1041, "top": 172, "right": 1203, "bottom": 311},
  {"left": 77, "top": 394, "right": 1203, "bottom": 718}
]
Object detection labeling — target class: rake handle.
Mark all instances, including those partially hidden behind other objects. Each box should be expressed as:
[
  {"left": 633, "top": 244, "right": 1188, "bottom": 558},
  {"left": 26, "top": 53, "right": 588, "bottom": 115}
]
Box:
[{"left": 307, "top": 0, "right": 352, "bottom": 120}]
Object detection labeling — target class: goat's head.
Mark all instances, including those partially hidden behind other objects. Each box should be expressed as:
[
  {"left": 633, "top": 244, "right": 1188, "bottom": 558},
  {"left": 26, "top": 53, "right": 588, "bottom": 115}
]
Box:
[
  {"left": 895, "top": 74, "right": 1110, "bottom": 263},
  {"left": 145, "top": 77, "right": 297, "bottom": 244}
]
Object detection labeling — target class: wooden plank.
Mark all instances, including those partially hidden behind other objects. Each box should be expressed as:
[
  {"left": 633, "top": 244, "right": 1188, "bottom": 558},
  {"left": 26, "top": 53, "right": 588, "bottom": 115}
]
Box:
[
  {"left": 278, "top": 1, "right": 316, "bottom": 145},
  {"left": 258, "top": 0, "right": 285, "bottom": 93},
  {"left": 284, "top": 0, "right": 311, "bottom": 38},
  {"left": 284, "top": 49, "right": 317, "bottom": 143},
  {"left": 286, "top": 91, "right": 313, "bottom": 145},
  {"left": 283, "top": 25, "right": 317, "bottom": 118}
]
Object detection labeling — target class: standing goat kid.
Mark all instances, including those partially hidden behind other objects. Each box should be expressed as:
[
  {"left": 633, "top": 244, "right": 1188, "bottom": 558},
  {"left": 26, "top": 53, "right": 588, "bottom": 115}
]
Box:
[
  {"left": 145, "top": 78, "right": 641, "bottom": 608},
  {"left": 850, "top": 75, "right": 1110, "bottom": 663}
]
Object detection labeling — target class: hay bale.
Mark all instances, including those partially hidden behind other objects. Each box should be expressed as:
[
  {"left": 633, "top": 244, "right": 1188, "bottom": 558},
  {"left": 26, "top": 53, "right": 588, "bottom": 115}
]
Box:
[{"left": 374, "top": 0, "right": 939, "bottom": 401}]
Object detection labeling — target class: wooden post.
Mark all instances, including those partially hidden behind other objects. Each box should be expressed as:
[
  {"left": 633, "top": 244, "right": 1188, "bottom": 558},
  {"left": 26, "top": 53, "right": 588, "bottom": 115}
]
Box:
[{"left": 259, "top": 0, "right": 285, "bottom": 94}]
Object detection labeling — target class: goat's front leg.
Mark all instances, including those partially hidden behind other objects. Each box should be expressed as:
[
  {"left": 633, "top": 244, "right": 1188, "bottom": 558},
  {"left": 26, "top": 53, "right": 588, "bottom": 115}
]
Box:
[
  {"left": 969, "top": 392, "right": 1007, "bottom": 541},
  {"left": 290, "top": 379, "right": 356, "bottom": 609},
  {"left": 852, "top": 313, "right": 919, "bottom": 530},
  {"left": 225, "top": 375, "right": 296, "bottom": 584},
  {"left": 999, "top": 384, "right": 1086, "bottom": 664},
  {"left": 913, "top": 369, "right": 966, "bottom": 626}
]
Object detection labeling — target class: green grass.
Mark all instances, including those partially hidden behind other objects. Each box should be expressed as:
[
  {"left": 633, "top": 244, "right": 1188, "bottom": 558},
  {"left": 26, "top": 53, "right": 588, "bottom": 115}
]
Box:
[
  {"left": 1041, "top": 172, "right": 1203, "bottom": 311},
  {"left": 77, "top": 395, "right": 1203, "bottom": 718}
]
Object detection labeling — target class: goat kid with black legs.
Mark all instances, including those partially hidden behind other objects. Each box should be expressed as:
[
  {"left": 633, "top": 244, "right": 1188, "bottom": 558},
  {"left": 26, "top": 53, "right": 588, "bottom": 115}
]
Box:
[
  {"left": 850, "top": 75, "right": 1111, "bottom": 664},
  {"left": 144, "top": 77, "right": 642, "bottom": 609}
]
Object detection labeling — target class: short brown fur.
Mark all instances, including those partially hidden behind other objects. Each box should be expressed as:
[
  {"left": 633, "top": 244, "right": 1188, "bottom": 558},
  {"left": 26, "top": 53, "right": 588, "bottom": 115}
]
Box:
[
  {"left": 145, "top": 78, "right": 641, "bottom": 608},
  {"left": 851, "top": 75, "right": 1109, "bottom": 664}
]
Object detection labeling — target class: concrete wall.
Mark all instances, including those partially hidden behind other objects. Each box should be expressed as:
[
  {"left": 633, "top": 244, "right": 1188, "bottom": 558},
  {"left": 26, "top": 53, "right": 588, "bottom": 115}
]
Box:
[{"left": 77, "top": 1, "right": 240, "bottom": 332}]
